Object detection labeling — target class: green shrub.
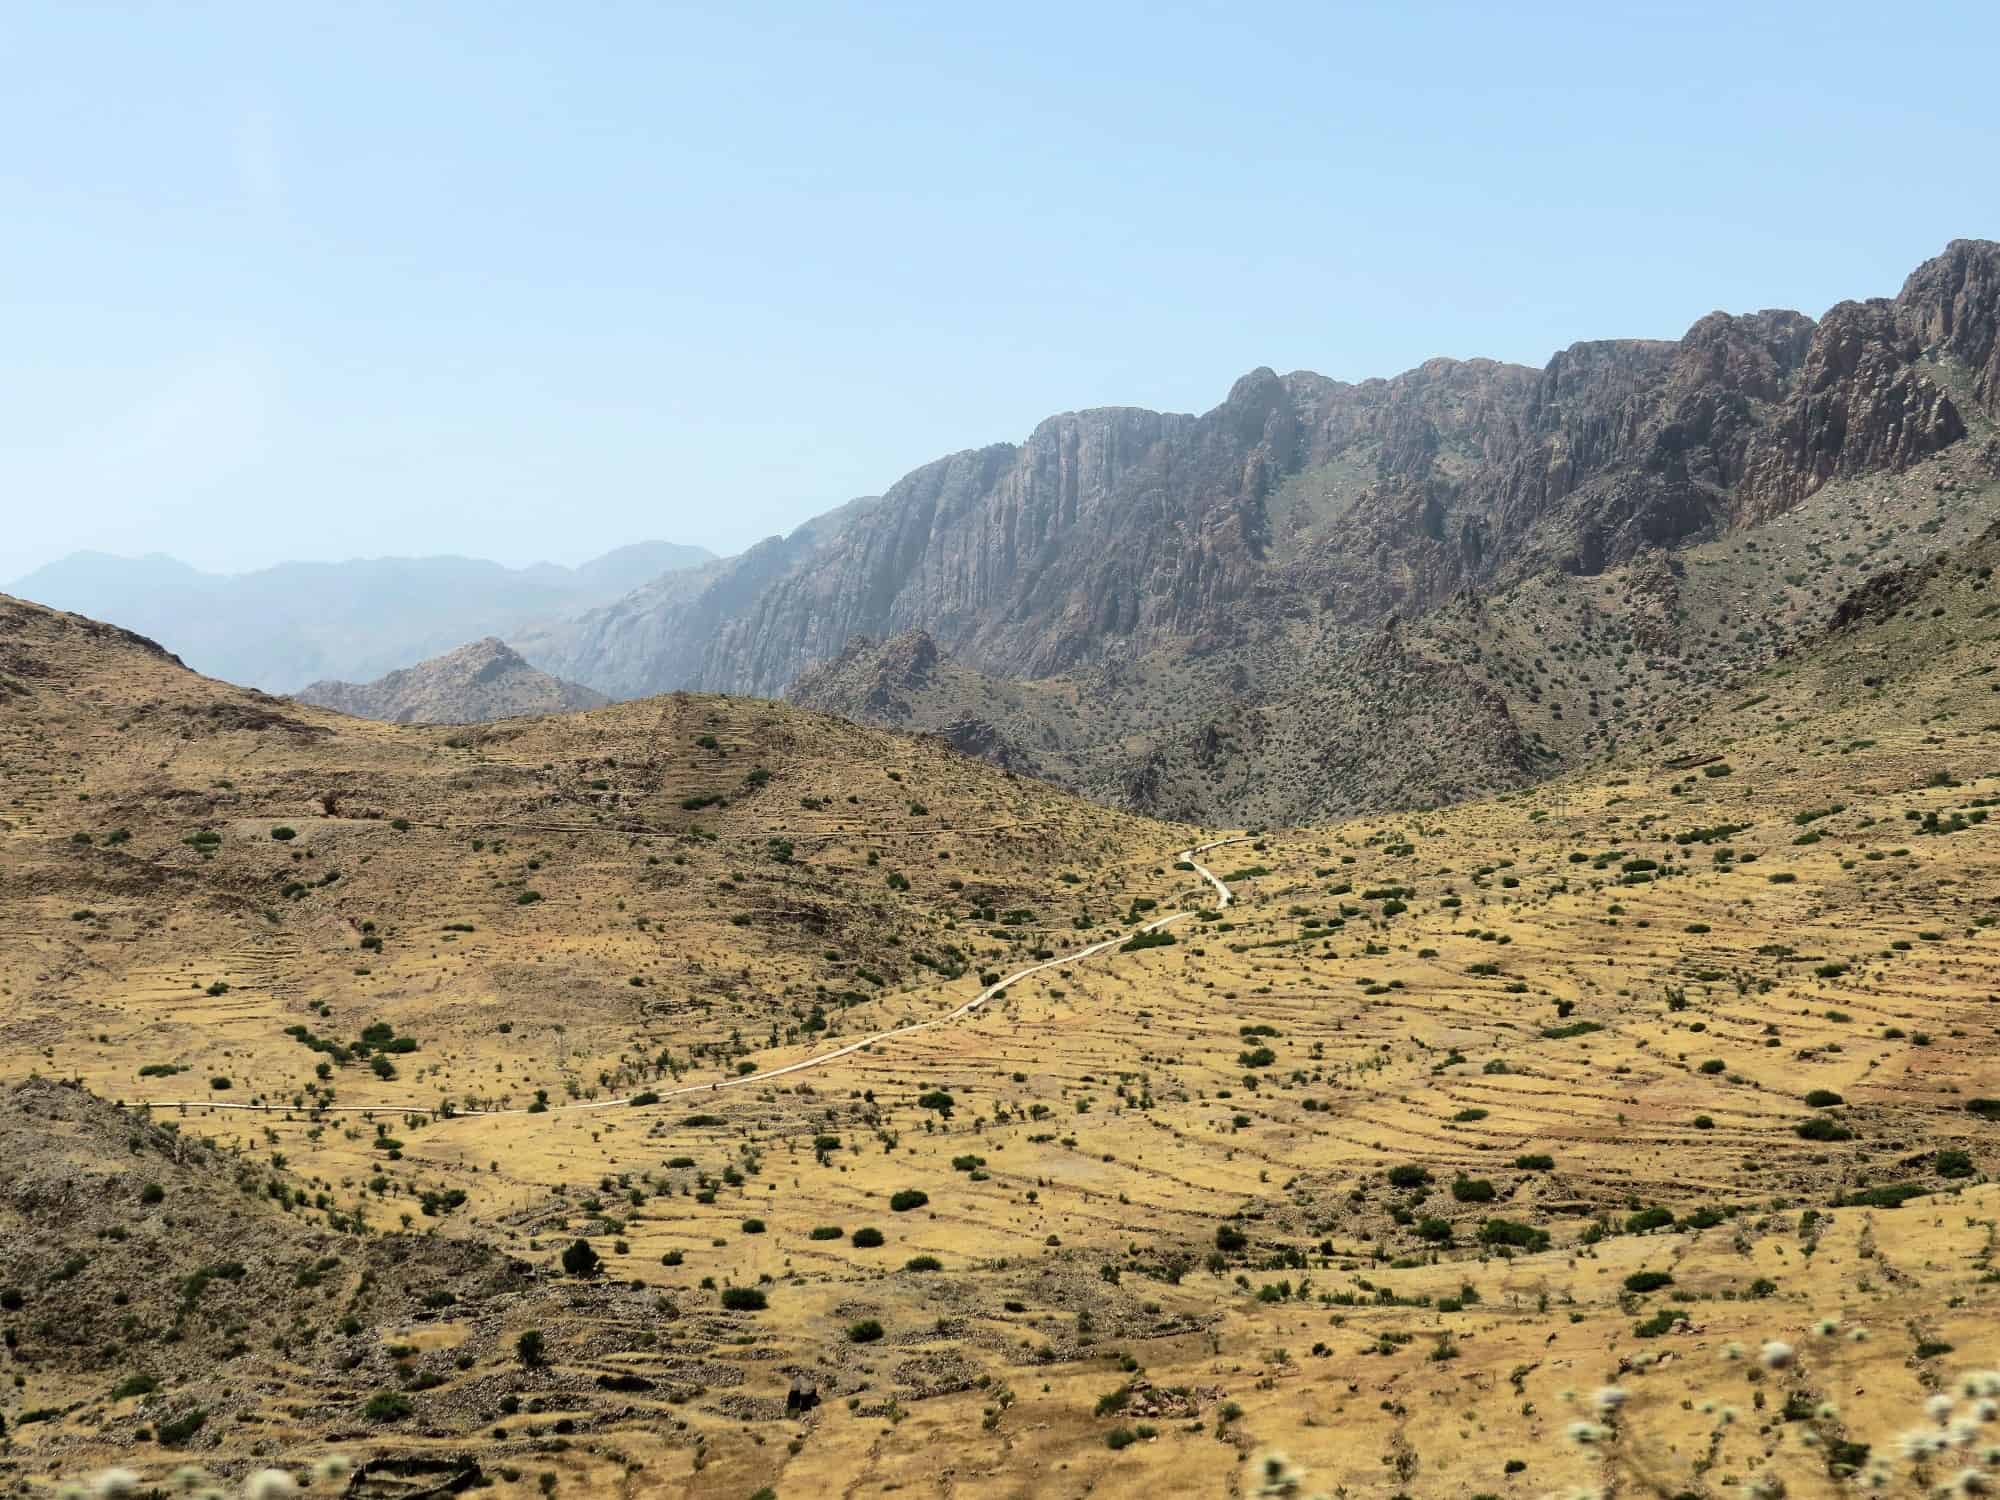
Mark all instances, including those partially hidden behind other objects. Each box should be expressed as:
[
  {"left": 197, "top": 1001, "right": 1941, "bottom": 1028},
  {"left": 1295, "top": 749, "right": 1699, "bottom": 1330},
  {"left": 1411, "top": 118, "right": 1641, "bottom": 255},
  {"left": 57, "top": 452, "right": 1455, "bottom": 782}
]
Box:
[
  {"left": 847, "top": 1319, "right": 884, "bottom": 1343},
  {"left": 156, "top": 1409, "right": 208, "bottom": 1445},
  {"left": 720, "top": 1286, "right": 766, "bottom": 1311},
  {"left": 1477, "top": 1219, "right": 1548, "bottom": 1251},
  {"left": 362, "top": 1392, "right": 411, "bottom": 1422},
  {"left": 889, "top": 1189, "right": 929, "bottom": 1212}
]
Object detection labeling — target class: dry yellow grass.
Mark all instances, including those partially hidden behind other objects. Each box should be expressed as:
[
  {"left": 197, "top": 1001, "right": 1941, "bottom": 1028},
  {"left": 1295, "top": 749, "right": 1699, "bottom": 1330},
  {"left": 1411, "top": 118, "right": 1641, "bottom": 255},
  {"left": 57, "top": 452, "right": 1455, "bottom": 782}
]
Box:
[{"left": 2, "top": 566, "right": 1998, "bottom": 1499}]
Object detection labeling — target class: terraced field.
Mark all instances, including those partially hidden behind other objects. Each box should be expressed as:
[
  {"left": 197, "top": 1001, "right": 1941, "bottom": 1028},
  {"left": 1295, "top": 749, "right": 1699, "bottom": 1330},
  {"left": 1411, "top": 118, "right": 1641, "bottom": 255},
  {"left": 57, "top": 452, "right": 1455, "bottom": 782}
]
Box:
[{"left": 2, "top": 549, "right": 1999, "bottom": 1499}]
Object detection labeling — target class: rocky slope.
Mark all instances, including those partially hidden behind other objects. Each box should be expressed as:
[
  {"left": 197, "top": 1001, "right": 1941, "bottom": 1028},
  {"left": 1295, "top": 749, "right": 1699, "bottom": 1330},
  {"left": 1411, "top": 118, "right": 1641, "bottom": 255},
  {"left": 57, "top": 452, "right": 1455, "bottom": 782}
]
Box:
[
  {"left": 294, "top": 636, "right": 610, "bottom": 724},
  {"left": 794, "top": 416, "right": 2000, "bottom": 824},
  {"left": 537, "top": 242, "right": 2000, "bottom": 727}
]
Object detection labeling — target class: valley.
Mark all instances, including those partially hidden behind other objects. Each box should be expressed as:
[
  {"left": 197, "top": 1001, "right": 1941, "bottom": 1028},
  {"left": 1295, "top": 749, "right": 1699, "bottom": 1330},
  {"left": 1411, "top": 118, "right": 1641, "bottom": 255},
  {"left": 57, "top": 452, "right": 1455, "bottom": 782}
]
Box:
[{"left": 3, "top": 499, "right": 1998, "bottom": 1496}]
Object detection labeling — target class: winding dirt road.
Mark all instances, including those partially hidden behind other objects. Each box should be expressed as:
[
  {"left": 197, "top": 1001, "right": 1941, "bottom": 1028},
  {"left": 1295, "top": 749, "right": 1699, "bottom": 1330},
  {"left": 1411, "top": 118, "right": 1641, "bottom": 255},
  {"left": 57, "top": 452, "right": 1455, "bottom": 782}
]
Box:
[{"left": 126, "top": 836, "right": 1249, "bottom": 1120}]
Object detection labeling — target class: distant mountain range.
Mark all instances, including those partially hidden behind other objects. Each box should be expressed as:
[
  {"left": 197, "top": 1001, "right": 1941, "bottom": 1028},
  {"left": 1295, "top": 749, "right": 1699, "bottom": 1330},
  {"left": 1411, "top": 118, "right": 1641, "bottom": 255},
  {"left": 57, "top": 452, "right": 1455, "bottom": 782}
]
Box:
[
  {"left": 294, "top": 637, "right": 609, "bottom": 724},
  {"left": 6, "top": 541, "right": 714, "bottom": 692},
  {"left": 17, "top": 241, "right": 2000, "bottom": 829}
]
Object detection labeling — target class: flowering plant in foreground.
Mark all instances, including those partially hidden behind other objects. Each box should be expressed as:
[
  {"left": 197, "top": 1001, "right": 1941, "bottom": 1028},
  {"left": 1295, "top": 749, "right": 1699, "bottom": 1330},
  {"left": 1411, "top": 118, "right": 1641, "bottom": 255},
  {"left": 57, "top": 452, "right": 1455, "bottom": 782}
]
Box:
[
  {"left": 51, "top": 1455, "right": 350, "bottom": 1500},
  {"left": 1554, "top": 1323, "right": 2000, "bottom": 1498},
  {"left": 1249, "top": 1322, "right": 1997, "bottom": 1500}
]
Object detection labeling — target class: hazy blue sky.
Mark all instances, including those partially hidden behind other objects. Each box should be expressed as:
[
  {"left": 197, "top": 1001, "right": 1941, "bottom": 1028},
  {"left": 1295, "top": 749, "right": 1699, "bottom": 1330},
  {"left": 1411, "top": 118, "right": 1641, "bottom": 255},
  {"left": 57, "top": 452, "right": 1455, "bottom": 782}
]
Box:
[{"left": 3, "top": 1, "right": 1995, "bottom": 581}]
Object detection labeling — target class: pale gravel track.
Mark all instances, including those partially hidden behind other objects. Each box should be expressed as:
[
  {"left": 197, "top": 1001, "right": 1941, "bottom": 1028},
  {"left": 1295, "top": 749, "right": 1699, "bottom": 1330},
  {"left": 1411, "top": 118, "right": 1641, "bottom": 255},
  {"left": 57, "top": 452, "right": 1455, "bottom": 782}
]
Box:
[{"left": 123, "top": 836, "right": 1250, "bottom": 1121}]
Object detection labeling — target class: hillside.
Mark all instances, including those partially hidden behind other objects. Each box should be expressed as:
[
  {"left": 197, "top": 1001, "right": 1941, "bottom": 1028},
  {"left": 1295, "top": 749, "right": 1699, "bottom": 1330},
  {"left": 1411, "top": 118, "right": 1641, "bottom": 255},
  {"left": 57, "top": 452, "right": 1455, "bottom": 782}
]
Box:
[
  {"left": 795, "top": 423, "right": 2000, "bottom": 824},
  {"left": 7, "top": 540, "right": 715, "bottom": 693},
  {"left": 5, "top": 558, "right": 2000, "bottom": 1497},
  {"left": 295, "top": 637, "right": 612, "bottom": 724}
]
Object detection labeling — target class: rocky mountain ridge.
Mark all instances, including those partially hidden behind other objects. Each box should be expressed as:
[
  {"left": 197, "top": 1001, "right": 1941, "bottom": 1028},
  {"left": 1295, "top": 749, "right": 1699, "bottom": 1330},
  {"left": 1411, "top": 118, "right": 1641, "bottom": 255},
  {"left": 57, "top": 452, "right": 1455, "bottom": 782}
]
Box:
[
  {"left": 532, "top": 242, "right": 2000, "bottom": 723},
  {"left": 294, "top": 636, "right": 610, "bottom": 724}
]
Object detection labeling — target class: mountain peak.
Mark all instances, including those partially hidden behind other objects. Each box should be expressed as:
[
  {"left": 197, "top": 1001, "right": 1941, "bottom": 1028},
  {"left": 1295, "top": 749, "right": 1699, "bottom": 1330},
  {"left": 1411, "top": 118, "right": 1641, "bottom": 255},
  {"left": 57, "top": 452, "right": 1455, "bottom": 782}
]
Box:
[{"left": 294, "top": 638, "right": 609, "bottom": 725}]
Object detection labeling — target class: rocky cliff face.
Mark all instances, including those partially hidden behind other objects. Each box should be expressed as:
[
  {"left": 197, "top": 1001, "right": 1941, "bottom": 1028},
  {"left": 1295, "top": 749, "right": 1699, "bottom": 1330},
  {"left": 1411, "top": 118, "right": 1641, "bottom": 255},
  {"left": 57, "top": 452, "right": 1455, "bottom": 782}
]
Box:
[
  {"left": 295, "top": 638, "right": 609, "bottom": 724},
  {"left": 542, "top": 242, "right": 2000, "bottom": 719},
  {"left": 1898, "top": 239, "right": 2000, "bottom": 419},
  {"left": 1736, "top": 300, "right": 1965, "bottom": 521}
]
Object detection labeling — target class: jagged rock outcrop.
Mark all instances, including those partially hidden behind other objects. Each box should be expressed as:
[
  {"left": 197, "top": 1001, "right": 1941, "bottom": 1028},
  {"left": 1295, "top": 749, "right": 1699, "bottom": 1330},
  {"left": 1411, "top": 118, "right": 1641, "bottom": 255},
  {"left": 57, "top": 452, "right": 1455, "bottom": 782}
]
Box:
[
  {"left": 1737, "top": 300, "right": 1965, "bottom": 521},
  {"left": 1897, "top": 238, "right": 2000, "bottom": 419},
  {"left": 295, "top": 638, "right": 609, "bottom": 724}
]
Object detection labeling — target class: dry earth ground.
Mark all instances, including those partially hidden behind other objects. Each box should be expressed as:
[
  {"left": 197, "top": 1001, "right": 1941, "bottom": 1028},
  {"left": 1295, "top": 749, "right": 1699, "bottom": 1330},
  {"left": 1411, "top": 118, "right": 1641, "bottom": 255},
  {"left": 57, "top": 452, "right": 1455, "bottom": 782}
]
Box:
[{"left": 1, "top": 565, "right": 1998, "bottom": 1499}]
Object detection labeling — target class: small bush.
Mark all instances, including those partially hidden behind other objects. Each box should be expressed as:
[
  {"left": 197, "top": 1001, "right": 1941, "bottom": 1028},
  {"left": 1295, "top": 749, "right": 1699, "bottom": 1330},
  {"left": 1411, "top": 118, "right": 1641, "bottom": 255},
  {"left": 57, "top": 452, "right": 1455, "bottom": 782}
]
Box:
[
  {"left": 847, "top": 1319, "right": 884, "bottom": 1343},
  {"left": 362, "top": 1392, "right": 412, "bottom": 1423},
  {"left": 889, "top": 1189, "right": 929, "bottom": 1212},
  {"left": 720, "top": 1286, "right": 767, "bottom": 1312}
]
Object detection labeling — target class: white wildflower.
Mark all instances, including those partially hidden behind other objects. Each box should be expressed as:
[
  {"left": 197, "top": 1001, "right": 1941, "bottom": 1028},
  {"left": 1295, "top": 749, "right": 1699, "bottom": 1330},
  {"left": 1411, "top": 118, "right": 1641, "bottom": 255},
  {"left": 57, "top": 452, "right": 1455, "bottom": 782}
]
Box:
[
  {"left": 242, "top": 1471, "right": 297, "bottom": 1500},
  {"left": 1760, "top": 1339, "right": 1796, "bottom": 1370},
  {"left": 172, "top": 1469, "right": 209, "bottom": 1495},
  {"left": 1567, "top": 1420, "right": 1612, "bottom": 1445},
  {"left": 1933, "top": 1395, "right": 1961, "bottom": 1423},
  {"left": 1253, "top": 1451, "right": 1307, "bottom": 1498},
  {"left": 1721, "top": 1341, "right": 1746, "bottom": 1361},
  {"left": 1903, "top": 1428, "right": 1950, "bottom": 1461},
  {"left": 1813, "top": 1317, "right": 1841, "bottom": 1336},
  {"left": 1594, "top": 1385, "right": 1629, "bottom": 1413},
  {"left": 94, "top": 1472, "right": 143, "bottom": 1500},
  {"left": 311, "top": 1456, "right": 352, "bottom": 1485},
  {"left": 1817, "top": 1401, "right": 1841, "bottom": 1421}
]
